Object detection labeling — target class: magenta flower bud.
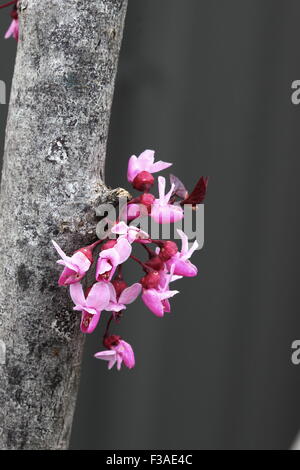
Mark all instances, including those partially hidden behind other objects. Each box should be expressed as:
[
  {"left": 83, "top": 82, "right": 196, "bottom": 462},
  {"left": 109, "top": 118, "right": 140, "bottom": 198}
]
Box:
[
  {"left": 159, "top": 241, "right": 178, "bottom": 261},
  {"left": 138, "top": 192, "right": 155, "bottom": 211},
  {"left": 103, "top": 335, "right": 121, "bottom": 349},
  {"left": 132, "top": 171, "right": 154, "bottom": 191},
  {"left": 140, "top": 271, "right": 160, "bottom": 289}
]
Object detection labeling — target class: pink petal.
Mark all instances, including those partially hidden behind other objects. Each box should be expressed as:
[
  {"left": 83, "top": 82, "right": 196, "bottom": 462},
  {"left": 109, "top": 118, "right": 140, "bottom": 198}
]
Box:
[
  {"left": 184, "top": 240, "right": 199, "bottom": 260},
  {"left": 70, "top": 251, "right": 91, "bottom": 274},
  {"left": 70, "top": 282, "right": 86, "bottom": 306},
  {"left": 95, "top": 350, "right": 117, "bottom": 369},
  {"left": 115, "top": 238, "right": 132, "bottom": 264},
  {"left": 111, "top": 221, "right": 128, "bottom": 235},
  {"left": 119, "top": 283, "right": 142, "bottom": 305},
  {"left": 5, "top": 20, "right": 18, "bottom": 40},
  {"left": 157, "top": 176, "right": 166, "bottom": 202},
  {"left": 94, "top": 350, "right": 116, "bottom": 359},
  {"left": 80, "top": 311, "right": 101, "bottom": 334},
  {"left": 86, "top": 281, "right": 110, "bottom": 310},
  {"left": 119, "top": 340, "right": 135, "bottom": 369},
  {"left": 52, "top": 240, "right": 69, "bottom": 262},
  {"left": 107, "top": 282, "right": 117, "bottom": 303},
  {"left": 177, "top": 229, "right": 189, "bottom": 255},
  {"left": 151, "top": 204, "right": 183, "bottom": 224},
  {"left": 142, "top": 289, "right": 164, "bottom": 317},
  {"left": 168, "top": 258, "right": 198, "bottom": 277},
  {"left": 105, "top": 301, "right": 126, "bottom": 312},
  {"left": 137, "top": 149, "right": 155, "bottom": 168},
  {"left": 150, "top": 160, "right": 172, "bottom": 174},
  {"left": 116, "top": 354, "right": 123, "bottom": 370},
  {"left": 127, "top": 155, "right": 139, "bottom": 182}
]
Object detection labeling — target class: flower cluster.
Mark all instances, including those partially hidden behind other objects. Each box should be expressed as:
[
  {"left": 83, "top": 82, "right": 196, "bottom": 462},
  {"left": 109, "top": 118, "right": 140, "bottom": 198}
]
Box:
[
  {"left": 1, "top": 1, "right": 19, "bottom": 41},
  {"left": 53, "top": 150, "right": 208, "bottom": 371}
]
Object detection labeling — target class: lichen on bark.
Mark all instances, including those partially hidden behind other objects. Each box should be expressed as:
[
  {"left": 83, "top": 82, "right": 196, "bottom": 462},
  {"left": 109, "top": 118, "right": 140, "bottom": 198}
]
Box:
[{"left": 0, "top": 0, "right": 128, "bottom": 449}]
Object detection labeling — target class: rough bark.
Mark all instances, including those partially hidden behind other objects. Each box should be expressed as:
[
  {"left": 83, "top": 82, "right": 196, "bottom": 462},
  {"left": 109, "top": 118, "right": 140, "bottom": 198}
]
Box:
[{"left": 0, "top": 0, "right": 128, "bottom": 450}]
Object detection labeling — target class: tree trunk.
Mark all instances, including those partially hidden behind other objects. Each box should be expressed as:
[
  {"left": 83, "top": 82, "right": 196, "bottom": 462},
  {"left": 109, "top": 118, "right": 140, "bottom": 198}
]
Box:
[{"left": 0, "top": 0, "right": 128, "bottom": 450}]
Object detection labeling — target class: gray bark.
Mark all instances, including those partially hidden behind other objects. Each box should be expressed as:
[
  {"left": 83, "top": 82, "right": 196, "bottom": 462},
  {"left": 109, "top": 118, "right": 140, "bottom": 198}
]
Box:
[{"left": 0, "top": 0, "right": 128, "bottom": 450}]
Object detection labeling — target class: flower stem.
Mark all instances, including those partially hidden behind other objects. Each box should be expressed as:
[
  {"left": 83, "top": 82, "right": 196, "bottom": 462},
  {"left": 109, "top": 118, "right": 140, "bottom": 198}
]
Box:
[
  {"left": 0, "top": 1, "right": 17, "bottom": 9},
  {"left": 130, "top": 254, "right": 147, "bottom": 270},
  {"left": 104, "top": 314, "right": 114, "bottom": 338}
]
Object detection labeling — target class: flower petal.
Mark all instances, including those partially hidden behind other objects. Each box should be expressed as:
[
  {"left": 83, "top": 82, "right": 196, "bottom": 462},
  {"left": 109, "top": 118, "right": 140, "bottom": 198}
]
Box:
[
  {"left": 119, "top": 283, "right": 142, "bottom": 305},
  {"left": 150, "top": 160, "right": 172, "bottom": 174},
  {"left": 142, "top": 289, "right": 164, "bottom": 317},
  {"left": 115, "top": 238, "right": 132, "bottom": 264},
  {"left": 86, "top": 281, "right": 110, "bottom": 310},
  {"left": 52, "top": 240, "right": 69, "bottom": 262},
  {"left": 69, "top": 282, "right": 86, "bottom": 307},
  {"left": 137, "top": 149, "right": 155, "bottom": 168},
  {"left": 80, "top": 311, "right": 101, "bottom": 334}
]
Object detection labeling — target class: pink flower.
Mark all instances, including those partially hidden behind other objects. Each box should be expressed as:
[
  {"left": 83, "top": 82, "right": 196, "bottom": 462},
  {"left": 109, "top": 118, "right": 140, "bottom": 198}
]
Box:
[
  {"left": 111, "top": 221, "right": 149, "bottom": 244},
  {"left": 151, "top": 176, "right": 184, "bottom": 224},
  {"left": 52, "top": 240, "right": 92, "bottom": 286},
  {"left": 105, "top": 282, "right": 142, "bottom": 312},
  {"left": 142, "top": 266, "right": 179, "bottom": 317},
  {"left": 70, "top": 281, "right": 110, "bottom": 333},
  {"left": 166, "top": 229, "right": 198, "bottom": 277},
  {"left": 95, "top": 338, "right": 135, "bottom": 370},
  {"left": 5, "top": 19, "right": 19, "bottom": 41},
  {"left": 96, "top": 237, "right": 132, "bottom": 281},
  {"left": 127, "top": 149, "right": 172, "bottom": 183}
]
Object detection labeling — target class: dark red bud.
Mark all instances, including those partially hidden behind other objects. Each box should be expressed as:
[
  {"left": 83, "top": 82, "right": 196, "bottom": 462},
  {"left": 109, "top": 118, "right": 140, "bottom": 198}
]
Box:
[
  {"left": 132, "top": 171, "right": 154, "bottom": 191},
  {"left": 101, "top": 239, "right": 117, "bottom": 251},
  {"left": 139, "top": 193, "right": 155, "bottom": 212},
  {"left": 145, "top": 255, "right": 164, "bottom": 271},
  {"left": 159, "top": 241, "right": 178, "bottom": 261},
  {"left": 103, "top": 335, "right": 121, "bottom": 349},
  {"left": 112, "top": 279, "right": 128, "bottom": 298},
  {"left": 11, "top": 9, "right": 18, "bottom": 20},
  {"left": 140, "top": 271, "right": 160, "bottom": 289}
]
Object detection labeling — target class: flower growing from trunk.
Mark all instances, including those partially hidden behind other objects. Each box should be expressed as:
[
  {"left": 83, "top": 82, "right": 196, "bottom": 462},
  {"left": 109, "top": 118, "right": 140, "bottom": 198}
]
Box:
[{"left": 53, "top": 148, "right": 207, "bottom": 369}]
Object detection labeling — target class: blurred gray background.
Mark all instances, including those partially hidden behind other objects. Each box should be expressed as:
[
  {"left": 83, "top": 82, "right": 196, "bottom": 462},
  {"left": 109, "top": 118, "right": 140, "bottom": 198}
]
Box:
[{"left": 1, "top": 0, "right": 300, "bottom": 450}]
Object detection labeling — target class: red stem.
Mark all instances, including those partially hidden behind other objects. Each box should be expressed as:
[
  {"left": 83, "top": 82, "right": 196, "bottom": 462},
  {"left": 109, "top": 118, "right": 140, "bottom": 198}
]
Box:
[
  {"left": 104, "top": 314, "right": 114, "bottom": 338},
  {"left": 0, "top": 1, "right": 16, "bottom": 9}
]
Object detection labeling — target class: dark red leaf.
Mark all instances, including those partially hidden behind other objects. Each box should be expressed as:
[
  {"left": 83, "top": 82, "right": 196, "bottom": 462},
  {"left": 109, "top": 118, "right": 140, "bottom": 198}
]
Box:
[{"left": 180, "top": 176, "right": 209, "bottom": 206}]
